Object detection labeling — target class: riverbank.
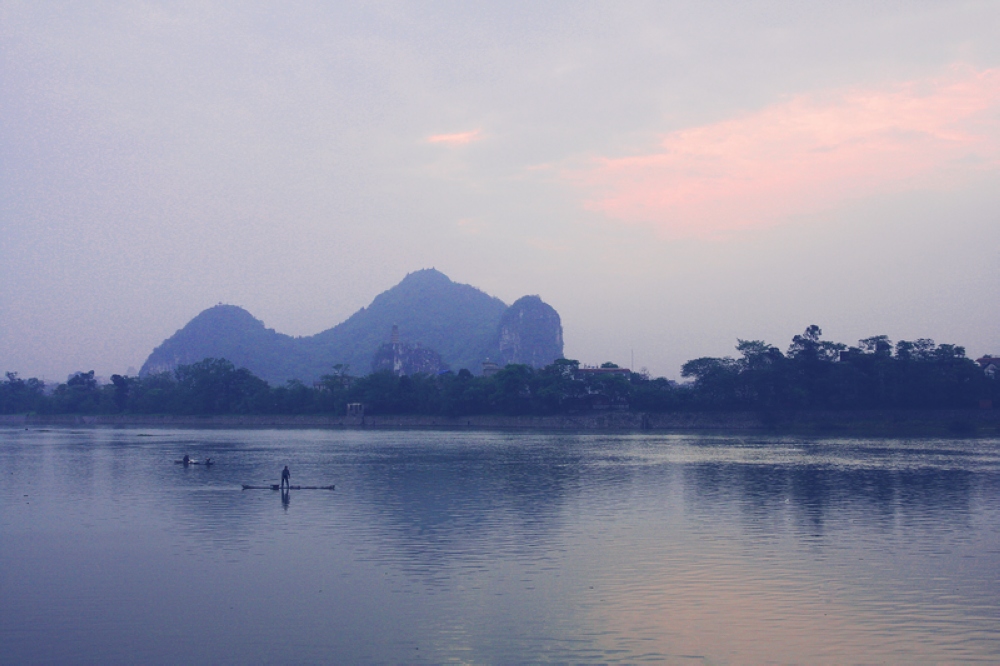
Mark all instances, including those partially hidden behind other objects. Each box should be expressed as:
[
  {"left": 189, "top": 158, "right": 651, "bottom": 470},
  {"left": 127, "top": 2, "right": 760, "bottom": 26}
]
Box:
[{"left": 2, "top": 409, "right": 998, "bottom": 436}]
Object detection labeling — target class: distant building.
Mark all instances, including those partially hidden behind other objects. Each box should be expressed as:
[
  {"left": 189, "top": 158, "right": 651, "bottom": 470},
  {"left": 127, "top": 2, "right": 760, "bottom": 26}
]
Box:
[
  {"left": 371, "top": 326, "right": 448, "bottom": 376},
  {"left": 575, "top": 366, "right": 631, "bottom": 379},
  {"left": 481, "top": 360, "right": 500, "bottom": 377},
  {"left": 573, "top": 364, "right": 631, "bottom": 411},
  {"left": 976, "top": 356, "right": 1000, "bottom": 379}
]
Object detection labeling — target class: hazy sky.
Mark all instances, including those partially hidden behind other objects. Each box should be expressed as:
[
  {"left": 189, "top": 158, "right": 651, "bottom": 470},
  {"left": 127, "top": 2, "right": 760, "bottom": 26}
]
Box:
[{"left": 3, "top": 1, "right": 999, "bottom": 382}]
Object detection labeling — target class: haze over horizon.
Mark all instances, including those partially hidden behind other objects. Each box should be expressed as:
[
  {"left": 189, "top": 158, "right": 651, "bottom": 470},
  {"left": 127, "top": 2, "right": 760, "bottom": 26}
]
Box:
[{"left": 3, "top": 2, "right": 999, "bottom": 383}]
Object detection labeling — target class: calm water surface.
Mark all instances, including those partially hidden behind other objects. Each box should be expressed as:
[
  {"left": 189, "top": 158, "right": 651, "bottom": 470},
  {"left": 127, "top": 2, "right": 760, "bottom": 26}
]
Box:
[{"left": 1, "top": 427, "right": 999, "bottom": 664}]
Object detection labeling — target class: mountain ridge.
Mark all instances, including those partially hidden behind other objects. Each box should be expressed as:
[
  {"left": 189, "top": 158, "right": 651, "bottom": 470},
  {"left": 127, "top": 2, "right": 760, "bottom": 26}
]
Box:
[{"left": 140, "top": 269, "right": 563, "bottom": 384}]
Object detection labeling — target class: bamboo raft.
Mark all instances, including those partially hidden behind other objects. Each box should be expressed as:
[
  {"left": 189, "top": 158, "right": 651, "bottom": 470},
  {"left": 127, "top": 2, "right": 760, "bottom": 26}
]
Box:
[{"left": 242, "top": 484, "right": 335, "bottom": 490}]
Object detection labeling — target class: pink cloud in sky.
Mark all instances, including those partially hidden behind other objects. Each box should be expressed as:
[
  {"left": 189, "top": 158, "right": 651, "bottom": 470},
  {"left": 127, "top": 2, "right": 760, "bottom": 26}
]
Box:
[
  {"left": 570, "top": 66, "right": 1000, "bottom": 238},
  {"left": 427, "top": 129, "right": 482, "bottom": 145}
]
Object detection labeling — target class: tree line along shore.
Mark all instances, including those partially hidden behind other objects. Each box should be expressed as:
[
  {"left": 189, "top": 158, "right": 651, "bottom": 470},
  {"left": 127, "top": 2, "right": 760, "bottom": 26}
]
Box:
[
  {"left": 3, "top": 410, "right": 999, "bottom": 438},
  {"left": 2, "top": 327, "right": 998, "bottom": 433}
]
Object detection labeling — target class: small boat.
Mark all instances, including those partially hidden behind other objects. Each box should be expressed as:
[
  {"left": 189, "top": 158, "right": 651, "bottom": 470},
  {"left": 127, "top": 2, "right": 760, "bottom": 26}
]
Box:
[
  {"left": 242, "top": 484, "right": 335, "bottom": 491},
  {"left": 174, "top": 459, "right": 215, "bottom": 466}
]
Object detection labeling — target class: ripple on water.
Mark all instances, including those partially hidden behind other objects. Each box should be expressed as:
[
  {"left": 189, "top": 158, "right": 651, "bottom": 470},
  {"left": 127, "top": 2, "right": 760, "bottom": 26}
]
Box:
[{"left": 1, "top": 428, "right": 999, "bottom": 663}]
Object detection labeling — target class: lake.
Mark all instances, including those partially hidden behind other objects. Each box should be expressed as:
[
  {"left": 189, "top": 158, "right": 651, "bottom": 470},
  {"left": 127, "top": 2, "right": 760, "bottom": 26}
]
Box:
[{"left": 2, "top": 427, "right": 999, "bottom": 664}]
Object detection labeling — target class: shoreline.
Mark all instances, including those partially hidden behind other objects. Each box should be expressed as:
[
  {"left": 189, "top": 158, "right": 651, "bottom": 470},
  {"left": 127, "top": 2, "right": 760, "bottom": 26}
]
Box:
[{"left": 2, "top": 409, "right": 998, "bottom": 436}]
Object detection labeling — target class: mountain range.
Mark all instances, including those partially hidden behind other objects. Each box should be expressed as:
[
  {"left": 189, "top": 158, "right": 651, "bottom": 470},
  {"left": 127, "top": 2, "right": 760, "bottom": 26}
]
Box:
[{"left": 140, "top": 269, "right": 564, "bottom": 384}]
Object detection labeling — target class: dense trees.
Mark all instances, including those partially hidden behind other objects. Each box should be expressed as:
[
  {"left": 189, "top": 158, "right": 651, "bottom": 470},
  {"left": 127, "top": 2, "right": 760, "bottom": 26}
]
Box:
[
  {"left": 1, "top": 327, "right": 996, "bottom": 416},
  {"left": 681, "top": 326, "right": 993, "bottom": 410},
  {"left": 0, "top": 373, "right": 47, "bottom": 414}
]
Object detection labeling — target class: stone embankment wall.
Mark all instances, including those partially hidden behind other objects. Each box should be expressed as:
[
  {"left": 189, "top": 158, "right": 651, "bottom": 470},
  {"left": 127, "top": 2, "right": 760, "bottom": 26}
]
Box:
[{"left": 1, "top": 409, "right": 998, "bottom": 435}]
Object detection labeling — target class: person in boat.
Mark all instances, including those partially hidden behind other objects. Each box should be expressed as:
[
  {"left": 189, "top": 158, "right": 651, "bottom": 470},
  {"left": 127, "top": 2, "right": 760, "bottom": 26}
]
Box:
[
  {"left": 281, "top": 465, "right": 290, "bottom": 490},
  {"left": 204, "top": 457, "right": 212, "bottom": 465},
  {"left": 182, "top": 454, "right": 190, "bottom": 465}
]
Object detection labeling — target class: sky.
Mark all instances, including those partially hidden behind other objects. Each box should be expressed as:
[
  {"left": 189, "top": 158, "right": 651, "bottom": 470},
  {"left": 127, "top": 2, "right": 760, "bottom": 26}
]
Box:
[{"left": 2, "top": 1, "right": 999, "bottom": 382}]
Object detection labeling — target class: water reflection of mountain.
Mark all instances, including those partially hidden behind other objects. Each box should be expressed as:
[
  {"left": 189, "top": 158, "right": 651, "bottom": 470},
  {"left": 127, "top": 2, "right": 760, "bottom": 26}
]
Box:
[
  {"left": 304, "top": 434, "right": 994, "bottom": 570},
  {"left": 349, "top": 439, "right": 591, "bottom": 569},
  {"left": 17, "top": 428, "right": 994, "bottom": 563}
]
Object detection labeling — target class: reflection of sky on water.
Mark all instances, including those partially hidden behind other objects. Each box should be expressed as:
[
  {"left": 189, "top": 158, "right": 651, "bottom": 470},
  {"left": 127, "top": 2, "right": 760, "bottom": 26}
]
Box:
[{"left": 2, "top": 428, "right": 999, "bottom": 663}]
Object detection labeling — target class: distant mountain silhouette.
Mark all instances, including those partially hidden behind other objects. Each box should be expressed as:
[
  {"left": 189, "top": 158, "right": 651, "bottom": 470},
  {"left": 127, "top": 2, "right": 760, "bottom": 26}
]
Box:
[
  {"left": 140, "top": 269, "right": 564, "bottom": 384},
  {"left": 139, "top": 305, "right": 313, "bottom": 382},
  {"left": 497, "top": 296, "right": 564, "bottom": 368}
]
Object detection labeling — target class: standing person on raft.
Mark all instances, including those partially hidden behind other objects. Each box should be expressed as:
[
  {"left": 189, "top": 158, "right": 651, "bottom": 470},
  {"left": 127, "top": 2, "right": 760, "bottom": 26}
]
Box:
[{"left": 281, "top": 465, "right": 290, "bottom": 490}]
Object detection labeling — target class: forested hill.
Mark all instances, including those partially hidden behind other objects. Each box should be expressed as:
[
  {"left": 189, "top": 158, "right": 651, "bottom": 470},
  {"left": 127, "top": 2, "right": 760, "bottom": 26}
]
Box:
[
  {"left": 6, "top": 328, "right": 996, "bottom": 423},
  {"left": 139, "top": 305, "right": 316, "bottom": 384},
  {"left": 305, "top": 268, "right": 508, "bottom": 376},
  {"left": 139, "top": 269, "right": 562, "bottom": 384}
]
